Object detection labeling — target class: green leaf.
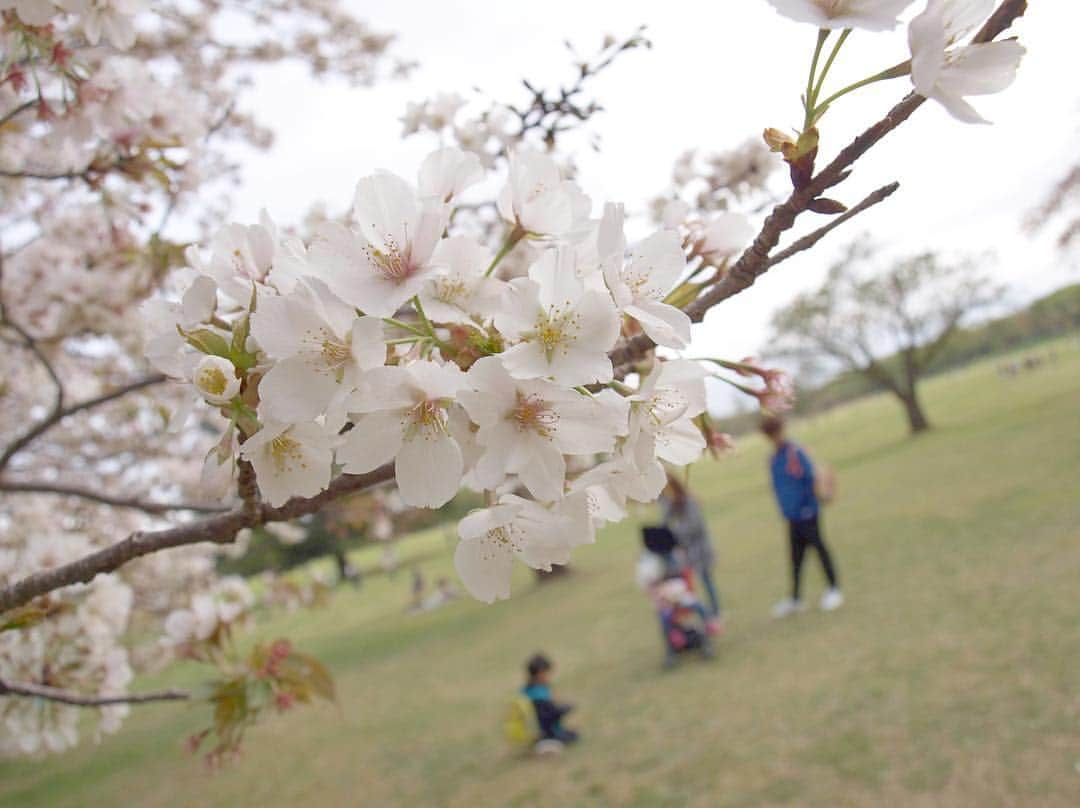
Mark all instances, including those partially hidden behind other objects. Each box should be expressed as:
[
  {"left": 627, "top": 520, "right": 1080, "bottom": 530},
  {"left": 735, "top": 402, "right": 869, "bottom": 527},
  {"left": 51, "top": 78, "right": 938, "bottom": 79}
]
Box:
[
  {"left": 294, "top": 652, "right": 337, "bottom": 703},
  {"left": 179, "top": 326, "right": 231, "bottom": 358}
]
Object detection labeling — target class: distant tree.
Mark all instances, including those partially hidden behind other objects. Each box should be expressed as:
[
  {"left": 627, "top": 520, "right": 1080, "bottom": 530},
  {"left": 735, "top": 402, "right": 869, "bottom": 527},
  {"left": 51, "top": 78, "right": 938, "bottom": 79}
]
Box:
[{"left": 768, "top": 245, "right": 1001, "bottom": 434}]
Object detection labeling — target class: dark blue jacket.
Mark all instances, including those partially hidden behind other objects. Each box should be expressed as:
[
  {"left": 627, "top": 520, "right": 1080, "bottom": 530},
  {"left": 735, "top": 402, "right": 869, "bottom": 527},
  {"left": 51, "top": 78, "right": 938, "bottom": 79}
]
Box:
[
  {"left": 522, "top": 683, "right": 571, "bottom": 739},
  {"left": 769, "top": 441, "right": 818, "bottom": 521}
]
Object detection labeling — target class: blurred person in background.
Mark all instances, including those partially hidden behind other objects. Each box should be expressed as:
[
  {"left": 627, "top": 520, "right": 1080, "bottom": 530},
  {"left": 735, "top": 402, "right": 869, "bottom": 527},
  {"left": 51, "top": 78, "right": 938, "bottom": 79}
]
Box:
[
  {"left": 760, "top": 415, "right": 843, "bottom": 618},
  {"left": 659, "top": 472, "right": 723, "bottom": 623}
]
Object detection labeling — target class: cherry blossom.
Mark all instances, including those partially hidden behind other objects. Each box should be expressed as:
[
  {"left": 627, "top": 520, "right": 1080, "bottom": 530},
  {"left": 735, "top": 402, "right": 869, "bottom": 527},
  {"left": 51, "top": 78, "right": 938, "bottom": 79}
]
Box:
[
  {"left": 459, "top": 357, "right": 626, "bottom": 501},
  {"left": 629, "top": 360, "right": 709, "bottom": 466},
  {"left": 186, "top": 221, "right": 276, "bottom": 307},
  {"left": 0, "top": 0, "right": 57, "bottom": 27},
  {"left": 497, "top": 149, "right": 591, "bottom": 238},
  {"left": 337, "top": 361, "right": 469, "bottom": 508},
  {"left": 418, "top": 146, "right": 484, "bottom": 202},
  {"left": 599, "top": 204, "right": 692, "bottom": 349},
  {"left": 309, "top": 172, "right": 449, "bottom": 317},
  {"left": 251, "top": 280, "right": 386, "bottom": 422},
  {"left": 453, "top": 492, "right": 593, "bottom": 602},
  {"left": 765, "top": 0, "right": 915, "bottom": 31},
  {"left": 418, "top": 236, "right": 503, "bottom": 325},
  {"left": 495, "top": 247, "right": 620, "bottom": 386},
  {"left": 239, "top": 420, "right": 340, "bottom": 507},
  {"left": 696, "top": 212, "right": 756, "bottom": 263},
  {"left": 908, "top": 0, "right": 1025, "bottom": 123}
]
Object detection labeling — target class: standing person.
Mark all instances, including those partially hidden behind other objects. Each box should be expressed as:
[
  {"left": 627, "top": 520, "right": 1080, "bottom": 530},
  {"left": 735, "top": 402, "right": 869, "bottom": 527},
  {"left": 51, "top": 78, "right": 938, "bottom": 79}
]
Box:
[
  {"left": 659, "top": 473, "right": 722, "bottom": 622},
  {"left": 759, "top": 415, "right": 844, "bottom": 617}
]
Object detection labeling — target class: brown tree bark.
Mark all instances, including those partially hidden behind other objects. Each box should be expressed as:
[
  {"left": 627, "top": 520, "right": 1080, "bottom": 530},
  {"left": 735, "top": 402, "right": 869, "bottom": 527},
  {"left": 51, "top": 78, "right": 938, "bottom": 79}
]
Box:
[{"left": 899, "top": 388, "right": 931, "bottom": 434}]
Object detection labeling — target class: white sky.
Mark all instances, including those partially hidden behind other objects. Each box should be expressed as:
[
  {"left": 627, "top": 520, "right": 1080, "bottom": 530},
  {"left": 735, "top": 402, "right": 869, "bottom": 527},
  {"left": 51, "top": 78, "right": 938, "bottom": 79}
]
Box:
[{"left": 227, "top": 2, "right": 1078, "bottom": 410}]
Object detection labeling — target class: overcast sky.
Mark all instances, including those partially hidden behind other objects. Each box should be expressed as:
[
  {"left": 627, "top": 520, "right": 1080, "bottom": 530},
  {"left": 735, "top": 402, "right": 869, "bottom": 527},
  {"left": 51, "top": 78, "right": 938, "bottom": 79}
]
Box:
[{"left": 227, "top": 2, "right": 1078, "bottom": 410}]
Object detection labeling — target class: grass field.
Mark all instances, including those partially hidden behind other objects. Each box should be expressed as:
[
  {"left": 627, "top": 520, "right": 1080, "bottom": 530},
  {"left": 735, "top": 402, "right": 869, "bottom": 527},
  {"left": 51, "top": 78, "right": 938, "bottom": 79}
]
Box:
[{"left": 3, "top": 340, "right": 1079, "bottom": 807}]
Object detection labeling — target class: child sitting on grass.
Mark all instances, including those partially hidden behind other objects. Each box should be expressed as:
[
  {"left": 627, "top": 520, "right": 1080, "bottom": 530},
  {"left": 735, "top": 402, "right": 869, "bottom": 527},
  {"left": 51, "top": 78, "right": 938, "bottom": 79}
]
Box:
[{"left": 523, "top": 653, "right": 579, "bottom": 745}]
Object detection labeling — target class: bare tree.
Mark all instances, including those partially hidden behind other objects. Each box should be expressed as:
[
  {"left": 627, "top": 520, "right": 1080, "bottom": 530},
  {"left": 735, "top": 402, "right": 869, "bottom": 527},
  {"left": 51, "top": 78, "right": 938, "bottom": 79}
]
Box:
[{"left": 768, "top": 244, "right": 1002, "bottom": 434}]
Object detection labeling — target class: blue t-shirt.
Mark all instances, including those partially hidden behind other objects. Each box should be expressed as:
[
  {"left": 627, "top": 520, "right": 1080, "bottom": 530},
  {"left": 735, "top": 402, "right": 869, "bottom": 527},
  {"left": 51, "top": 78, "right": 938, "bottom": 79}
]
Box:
[
  {"left": 522, "top": 683, "right": 551, "bottom": 701},
  {"left": 769, "top": 442, "right": 818, "bottom": 521}
]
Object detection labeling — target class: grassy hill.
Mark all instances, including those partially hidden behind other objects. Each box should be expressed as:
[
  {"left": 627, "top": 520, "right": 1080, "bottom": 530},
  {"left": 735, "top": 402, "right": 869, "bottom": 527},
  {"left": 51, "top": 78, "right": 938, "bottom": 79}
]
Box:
[
  {"left": 803, "top": 283, "right": 1080, "bottom": 412},
  {"left": 2, "top": 338, "right": 1078, "bottom": 807},
  {"left": 718, "top": 283, "right": 1080, "bottom": 437}
]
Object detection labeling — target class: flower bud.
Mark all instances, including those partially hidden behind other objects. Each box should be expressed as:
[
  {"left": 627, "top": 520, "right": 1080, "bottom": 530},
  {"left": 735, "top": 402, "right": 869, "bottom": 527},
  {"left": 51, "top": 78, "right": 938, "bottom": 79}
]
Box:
[
  {"left": 193, "top": 356, "right": 241, "bottom": 406},
  {"left": 763, "top": 127, "right": 796, "bottom": 153}
]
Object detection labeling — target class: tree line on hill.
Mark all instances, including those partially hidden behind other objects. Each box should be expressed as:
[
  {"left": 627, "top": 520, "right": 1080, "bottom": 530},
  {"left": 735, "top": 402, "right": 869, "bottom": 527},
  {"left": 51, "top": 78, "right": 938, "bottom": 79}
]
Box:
[{"left": 720, "top": 261, "right": 1079, "bottom": 437}]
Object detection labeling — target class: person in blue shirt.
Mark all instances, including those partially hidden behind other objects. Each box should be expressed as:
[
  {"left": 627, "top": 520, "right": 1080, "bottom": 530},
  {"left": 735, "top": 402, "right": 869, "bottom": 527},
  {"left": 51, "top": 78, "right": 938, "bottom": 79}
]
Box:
[
  {"left": 522, "top": 654, "right": 579, "bottom": 744},
  {"left": 760, "top": 414, "right": 843, "bottom": 618}
]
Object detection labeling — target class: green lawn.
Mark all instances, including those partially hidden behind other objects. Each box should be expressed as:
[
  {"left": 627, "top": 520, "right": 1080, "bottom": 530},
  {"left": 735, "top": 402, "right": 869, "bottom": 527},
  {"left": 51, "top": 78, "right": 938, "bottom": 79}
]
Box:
[{"left": 3, "top": 340, "right": 1079, "bottom": 807}]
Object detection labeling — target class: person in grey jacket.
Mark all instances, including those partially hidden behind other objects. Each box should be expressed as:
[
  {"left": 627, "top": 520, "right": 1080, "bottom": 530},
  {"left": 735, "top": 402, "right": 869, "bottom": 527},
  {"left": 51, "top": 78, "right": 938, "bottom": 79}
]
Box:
[{"left": 659, "top": 472, "right": 722, "bottom": 620}]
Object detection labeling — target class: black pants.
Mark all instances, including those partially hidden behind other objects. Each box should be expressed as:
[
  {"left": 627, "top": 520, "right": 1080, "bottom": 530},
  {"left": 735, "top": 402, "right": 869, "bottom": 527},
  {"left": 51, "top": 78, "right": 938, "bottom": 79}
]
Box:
[{"left": 788, "top": 515, "right": 838, "bottom": 600}]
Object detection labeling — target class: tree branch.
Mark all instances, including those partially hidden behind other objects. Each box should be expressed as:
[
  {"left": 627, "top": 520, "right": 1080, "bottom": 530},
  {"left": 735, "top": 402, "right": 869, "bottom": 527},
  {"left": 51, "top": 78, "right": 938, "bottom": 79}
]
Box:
[
  {"left": 762, "top": 182, "right": 900, "bottom": 271},
  {"left": 609, "top": 0, "right": 1027, "bottom": 373},
  {"left": 0, "top": 677, "right": 189, "bottom": 707},
  {"left": 0, "top": 463, "right": 396, "bottom": 614},
  {"left": 0, "top": 167, "right": 92, "bottom": 182},
  {"left": 0, "top": 374, "right": 166, "bottom": 472},
  {"left": 0, "top": 100, "right": 36, "bottom": 129},
  {"left": 0, "top": 480, "right": 228, "bottom": 515}
]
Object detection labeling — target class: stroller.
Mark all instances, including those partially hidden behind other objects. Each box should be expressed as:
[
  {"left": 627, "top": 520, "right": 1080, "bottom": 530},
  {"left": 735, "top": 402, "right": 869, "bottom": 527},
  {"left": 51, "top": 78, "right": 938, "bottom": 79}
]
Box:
[{"left": 638, "top": 526, "right": 717, "bottom": 665}]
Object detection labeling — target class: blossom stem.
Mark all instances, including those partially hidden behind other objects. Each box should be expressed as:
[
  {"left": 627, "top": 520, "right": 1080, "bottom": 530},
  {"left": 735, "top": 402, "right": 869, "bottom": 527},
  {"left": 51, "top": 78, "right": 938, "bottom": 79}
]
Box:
[
  {"left": 382, "top": 317, "right": 427, "bottom": 338},
  {"left": 410, "top": 296, "right": 452, "bottom": 352},
  {"left": 814, "top": 60, "right": 912, "bottom": 114},
  {"left": 665, "top": 281, "right": 703, "bottom": 311},
  {"left": 699, "top": 357, "right": 752, "bottom": 375},
  {"left": 485, "top": 224, "right": 526, "bottom": 277},
  {"left": 811, "top": 28, "right": 851, "bottom": 106},
  {"left": 803, "top": 29, "right": 831, "bottom": 130},
  {"left": 706, "top": 371, "right": 756, "bottom": 396},
  {"left": 412, "top": 295, "right": 435, "bottom": 336}
]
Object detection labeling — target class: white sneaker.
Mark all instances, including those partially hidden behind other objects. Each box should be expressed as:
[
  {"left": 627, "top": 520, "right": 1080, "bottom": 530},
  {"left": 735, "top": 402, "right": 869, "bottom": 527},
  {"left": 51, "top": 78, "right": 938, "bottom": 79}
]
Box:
[
  {"left": 771, "top": 598, "right": 806, "bottom": 619},
  {"left": 820, "top": 588, "right": 844, "bottom": 612}
]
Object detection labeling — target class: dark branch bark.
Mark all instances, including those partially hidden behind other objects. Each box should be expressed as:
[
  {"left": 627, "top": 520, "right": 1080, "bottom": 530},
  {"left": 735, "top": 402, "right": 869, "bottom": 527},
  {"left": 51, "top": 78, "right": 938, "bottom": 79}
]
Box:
[
  {"left": 763, "top": 183, "right": 900, "bottom": 271},
  {"left": 0, "top": 480, "right": 228, "bottom": 515},
  {"left": 0, "top": 463, "right": 396, "bottom": 614},
  {"left": 0, "top": 677, "right": 189, "bottom": 707}
]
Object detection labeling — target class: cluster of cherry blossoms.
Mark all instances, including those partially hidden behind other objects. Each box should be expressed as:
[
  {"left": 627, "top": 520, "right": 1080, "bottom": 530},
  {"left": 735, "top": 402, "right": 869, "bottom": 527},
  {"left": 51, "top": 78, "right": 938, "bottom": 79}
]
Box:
[
  {"left": 144, "top": 147, "right": 754, "bottom": 602},
  {"left": 0, "top": 558, "right": 133, "bottom": 756},
  {"left": 0, "top": 0, "right": 143, "bottom": 50},
  {"left": 0, "top": 0, "right": 411, "bottom": 758}
]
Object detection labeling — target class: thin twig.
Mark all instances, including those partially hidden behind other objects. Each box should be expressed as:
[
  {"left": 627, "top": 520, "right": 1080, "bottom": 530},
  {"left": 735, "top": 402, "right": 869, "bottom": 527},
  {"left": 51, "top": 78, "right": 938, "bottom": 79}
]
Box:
[
  {"left": 0, "top": 481, "right": 228, "bottom": 515},
  {"left": 0, "top": 100, "right": 36, "bottom": 129},
  {"left": 0, "top": 677, "right": 189, "bottom": 707},
  {"left": 0, "top": 248, "right": 66, "bottom": 461},
  {"left": 0, "top": 374, "right": 166, "bottom": 471},
  {"left": 762, "top": 182, "right": 899, "bottom": 271},
  {"left": 0, "top": 167, "right": 91, "bottom": 181},
  {"left": 0, "top": 463, "right": 396, "bottom": 614}
]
